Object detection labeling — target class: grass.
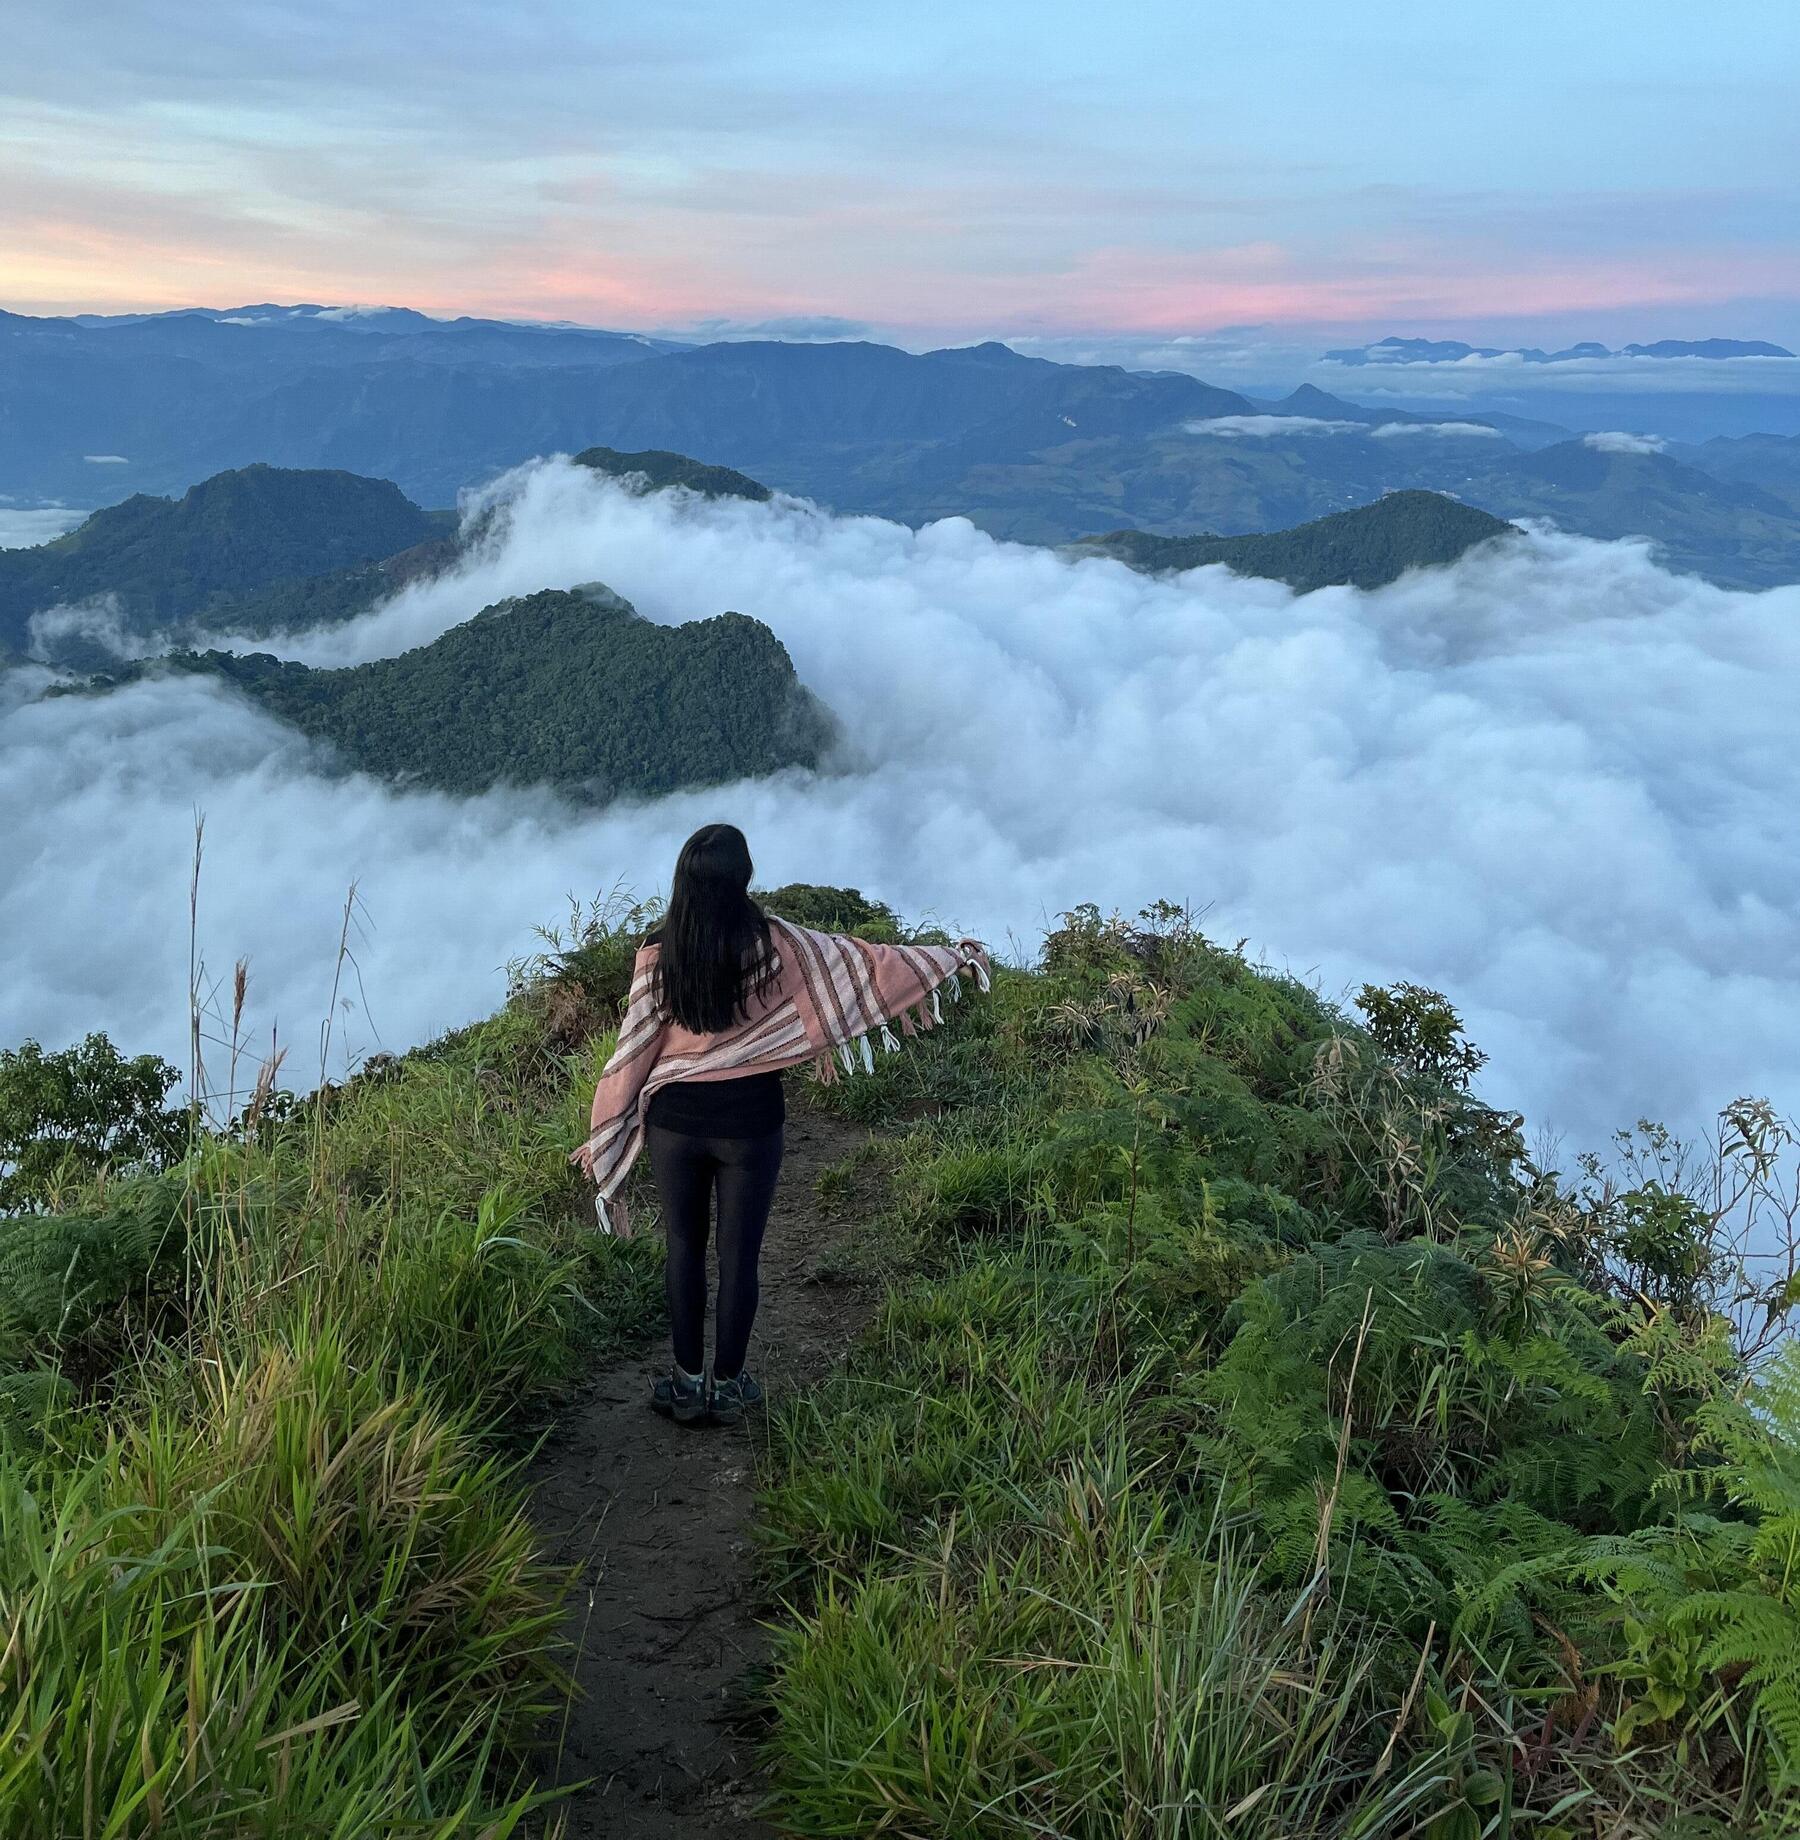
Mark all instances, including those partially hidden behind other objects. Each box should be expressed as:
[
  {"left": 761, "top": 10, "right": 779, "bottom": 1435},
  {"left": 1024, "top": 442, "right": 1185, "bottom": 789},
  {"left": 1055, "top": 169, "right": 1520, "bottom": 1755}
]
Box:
[
  {"left": 1, "top": 976, "right": 662, "bottom": 1836},
  {"left": 754, "top": 904, "right": 1800, "bottom": 1839},
  {"left": 8, "top": 891, "right": 1800, "bottom": 1838}
]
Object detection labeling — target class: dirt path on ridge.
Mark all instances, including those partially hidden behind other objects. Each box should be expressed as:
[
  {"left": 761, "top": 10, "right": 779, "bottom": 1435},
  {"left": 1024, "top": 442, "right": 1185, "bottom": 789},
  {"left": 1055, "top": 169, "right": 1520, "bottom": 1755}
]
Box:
[{"left": 526, "top": 1104, "right": 880, "bottom": 1840}]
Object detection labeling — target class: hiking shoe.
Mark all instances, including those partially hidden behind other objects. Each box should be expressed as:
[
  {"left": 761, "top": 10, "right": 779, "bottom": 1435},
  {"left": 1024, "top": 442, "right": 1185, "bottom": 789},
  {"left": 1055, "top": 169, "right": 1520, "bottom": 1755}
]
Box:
[
  {"left": 651, "top": 1367, "right": 708, "bottom": 1424},
  {"left": 709, "top": 1370, "right": 765, "bottom": 1424}
]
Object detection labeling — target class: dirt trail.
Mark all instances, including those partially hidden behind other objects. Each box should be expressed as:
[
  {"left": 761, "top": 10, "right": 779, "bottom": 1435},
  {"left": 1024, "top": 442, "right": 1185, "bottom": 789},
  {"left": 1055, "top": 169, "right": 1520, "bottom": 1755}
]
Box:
[{"left": 527, "top": 1105, "right": 878, "bottom": 1840}]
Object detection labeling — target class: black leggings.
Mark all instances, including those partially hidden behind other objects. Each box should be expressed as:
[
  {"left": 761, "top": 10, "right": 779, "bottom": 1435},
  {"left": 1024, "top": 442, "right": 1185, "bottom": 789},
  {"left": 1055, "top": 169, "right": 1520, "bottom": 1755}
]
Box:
[{"left": 645, "top": 1123, "right": 785, "bottom": 1378}]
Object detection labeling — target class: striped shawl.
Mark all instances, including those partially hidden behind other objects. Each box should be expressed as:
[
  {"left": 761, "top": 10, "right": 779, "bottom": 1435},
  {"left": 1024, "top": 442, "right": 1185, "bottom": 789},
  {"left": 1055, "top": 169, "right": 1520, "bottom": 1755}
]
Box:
[{"left": 572, "top": 917, "right": 992, "bottom": 1232}]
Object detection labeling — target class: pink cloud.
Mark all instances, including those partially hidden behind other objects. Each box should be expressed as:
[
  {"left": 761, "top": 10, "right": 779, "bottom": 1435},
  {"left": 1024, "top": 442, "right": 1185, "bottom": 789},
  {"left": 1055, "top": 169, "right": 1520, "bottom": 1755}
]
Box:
[{"left": 9, "top": 190, "right": 1800, "bottom": 341}]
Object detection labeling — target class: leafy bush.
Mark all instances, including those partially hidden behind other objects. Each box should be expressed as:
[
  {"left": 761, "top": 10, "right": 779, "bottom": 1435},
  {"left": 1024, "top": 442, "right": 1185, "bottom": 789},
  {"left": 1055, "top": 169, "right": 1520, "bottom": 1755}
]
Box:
[
  {"left": 0, "top": 1174, "right": 190, "bottom": 1373},
  {"left": 758, "top": 881, "right": 905, "bottom": 939},
  {"left": 0, "top": 1032, "right": 184, "bottom": 1210}
]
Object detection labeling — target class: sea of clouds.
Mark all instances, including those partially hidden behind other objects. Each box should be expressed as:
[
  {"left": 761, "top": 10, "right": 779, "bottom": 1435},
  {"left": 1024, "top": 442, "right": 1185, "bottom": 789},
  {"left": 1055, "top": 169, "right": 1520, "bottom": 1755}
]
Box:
[{"left": 4, "top": 458, "right": 1798, "bottom": 1162}]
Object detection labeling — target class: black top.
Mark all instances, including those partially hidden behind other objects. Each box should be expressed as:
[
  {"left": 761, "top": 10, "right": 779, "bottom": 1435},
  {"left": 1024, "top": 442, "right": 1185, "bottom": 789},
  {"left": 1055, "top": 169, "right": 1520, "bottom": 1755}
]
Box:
[{"left": 645, "top": 1069, "right": 785, "bottom": 1137}]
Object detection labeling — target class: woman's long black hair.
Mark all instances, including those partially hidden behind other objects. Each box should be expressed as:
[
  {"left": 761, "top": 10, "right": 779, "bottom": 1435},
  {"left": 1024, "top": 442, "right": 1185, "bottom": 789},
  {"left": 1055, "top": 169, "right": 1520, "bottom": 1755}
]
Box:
[{"left": 650, "top": 824, "right": 779, "bottom": 1033}]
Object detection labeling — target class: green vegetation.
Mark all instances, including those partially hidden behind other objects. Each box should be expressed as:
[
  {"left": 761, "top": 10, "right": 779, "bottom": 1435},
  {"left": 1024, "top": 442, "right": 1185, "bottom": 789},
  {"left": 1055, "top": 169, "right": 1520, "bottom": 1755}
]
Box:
[
  {"left": 73, "top": 586, "right": 839, "bottom": 800},
  {"left": 176, "top": 531, "right": 461, "bottom": 640},
  {"left": 746, "top": 901, "right": 1800, "bottom": 1837},
  {"left": 1076, "top": 491, "right": 1518, "bottom": 591},
  {"left": 572, "top": 444, "right": 773, "bottom": 502},
  {"left": 8, "top": 890, "right": 1797, "bottom": 1835},
  {"left": 0, "top": 465, "right": 445, "bottom": 655},
  {"left": 0, "top": 1033, "right": 185, "bottom": 1211},
  {"left": 0, "top": 943, "right": 666, "bottom": 1834}
]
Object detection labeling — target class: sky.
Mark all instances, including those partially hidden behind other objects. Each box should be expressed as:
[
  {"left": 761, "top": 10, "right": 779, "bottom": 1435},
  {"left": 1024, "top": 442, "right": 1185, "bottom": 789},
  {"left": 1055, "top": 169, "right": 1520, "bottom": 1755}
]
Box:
[{"left": 6, "top": 0, "right": 1800, "bottom": 348}]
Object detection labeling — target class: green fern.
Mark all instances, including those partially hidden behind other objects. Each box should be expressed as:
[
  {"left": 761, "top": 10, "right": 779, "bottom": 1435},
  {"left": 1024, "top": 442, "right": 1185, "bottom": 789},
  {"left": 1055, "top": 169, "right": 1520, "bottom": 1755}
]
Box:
[
  {"left": 1557, "top": 1348, "right": 1800, "bottom": 1789},
  {"left": 0, "top": 1174, "right": 189, "bottom": 1362},
  {"left": 0, "top": 1368, "right": 74, "bottom": 1447}
]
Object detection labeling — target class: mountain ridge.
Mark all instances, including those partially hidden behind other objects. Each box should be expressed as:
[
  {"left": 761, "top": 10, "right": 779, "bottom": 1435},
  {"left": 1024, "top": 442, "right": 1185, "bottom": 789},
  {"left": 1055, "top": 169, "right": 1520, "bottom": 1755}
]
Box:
[
  {"left": 1073, "top": 490, "right": 1517, "bottom": 589},
  {"left": 571, "top": 445, "right": 772, "bottom": 502},
  {"left": 6, "top": 321, "right": 1798, "bottom": 589},
  {"left": 0, "top": 465, "right": 447, "bottom": 656}
]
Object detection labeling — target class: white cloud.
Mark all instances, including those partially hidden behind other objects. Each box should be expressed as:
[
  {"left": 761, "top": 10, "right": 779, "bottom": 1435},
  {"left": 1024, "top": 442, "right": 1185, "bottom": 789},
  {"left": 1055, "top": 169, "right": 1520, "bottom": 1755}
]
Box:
[
  {"left": 83, "top": 454, "right": 130, "bottom": 465},
  {"left": 1369, "top": 420, "right": 1506, "bottom": 439},
  {"left": 0, "top": 507, "right": 84, "bottom": 550},
  {"left": 1583, "top": 430, "right": 1668, "bottom": 455},
  {"left": 1184, "top": 414, "right": 1505, "bottom": 442},
  {"left": 678, "top": 314, "right": 872, "bottom": 342},
  {"left": 26, "top": 596, "right": 165, "bottom": 664},
  {"left": 6, "top": 461, "right": 1800, "bottom": 1168},
  {"left": 311, "top": 304, "right": 406, "bottom": 322},
  {"left": 1188, "top": 414, "right": 1363, "bottom": 438},
  {"left": 1311, "top": 352, "right": 1800, "bottom": 400}
]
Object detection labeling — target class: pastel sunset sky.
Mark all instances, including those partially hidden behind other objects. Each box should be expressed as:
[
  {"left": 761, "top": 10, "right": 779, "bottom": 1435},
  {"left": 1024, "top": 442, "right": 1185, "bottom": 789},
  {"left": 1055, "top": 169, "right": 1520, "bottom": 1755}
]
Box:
[{"left": 6, "top": 0, "right": 1799, "bottom": 346}]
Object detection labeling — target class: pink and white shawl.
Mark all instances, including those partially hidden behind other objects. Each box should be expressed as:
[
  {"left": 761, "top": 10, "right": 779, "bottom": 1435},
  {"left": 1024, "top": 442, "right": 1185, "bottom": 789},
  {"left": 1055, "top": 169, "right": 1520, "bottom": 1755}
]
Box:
[{"left": 572, "top": 917, "right": 992, "bottom": 1231}]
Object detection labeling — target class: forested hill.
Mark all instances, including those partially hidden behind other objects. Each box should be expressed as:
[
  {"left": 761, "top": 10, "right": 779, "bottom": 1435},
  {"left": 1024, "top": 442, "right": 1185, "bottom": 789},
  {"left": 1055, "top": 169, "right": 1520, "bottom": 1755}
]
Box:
[
  {"left": 0, "top": 465, "right": 448, "bottom": 654},
  {"left": 1074, "top": 490, "right": 1518, "bottom": 589},
  {"left": 572, "top": 445, "right": 772, "bottom": 502},
  {"left": 71, "top": 586, "right": 837, "bottom": 800}
]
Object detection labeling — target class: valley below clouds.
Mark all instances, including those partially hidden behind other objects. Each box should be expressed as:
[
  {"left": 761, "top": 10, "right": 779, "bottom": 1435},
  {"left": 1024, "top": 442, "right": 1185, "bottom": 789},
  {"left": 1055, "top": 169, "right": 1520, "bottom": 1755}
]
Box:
[{"left": 4, "top": 458, "right": 1798, "bottom": 1161}]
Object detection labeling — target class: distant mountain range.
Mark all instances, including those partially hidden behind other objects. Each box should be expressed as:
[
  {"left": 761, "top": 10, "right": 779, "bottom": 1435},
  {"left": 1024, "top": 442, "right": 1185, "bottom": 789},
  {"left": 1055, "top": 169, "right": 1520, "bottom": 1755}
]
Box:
[
  {"left": 1074, "top": 492, "right": 1518, "bottom": 590},
  {"left": 1325, "top": 335, "right": 1796, "bottom": 365},
  {"left": 5, "top": 307, "right": 1800, "bottom": 588},
  {"left": 849, "top": 379, "right": 1800, "bottom": 585},
  {"left": 63, "top": 585, "right": 836, "bottom": 803},
  {"left": 0, "top": 309, "right": 1248, "bottom": 507}
]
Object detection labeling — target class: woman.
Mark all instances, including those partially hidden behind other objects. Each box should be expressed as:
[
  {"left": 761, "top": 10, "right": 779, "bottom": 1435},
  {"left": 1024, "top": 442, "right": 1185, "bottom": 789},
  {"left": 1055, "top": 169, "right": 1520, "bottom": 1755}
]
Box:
[{"left": 573, "top": 824, "right": 990, "bottom": 1426}]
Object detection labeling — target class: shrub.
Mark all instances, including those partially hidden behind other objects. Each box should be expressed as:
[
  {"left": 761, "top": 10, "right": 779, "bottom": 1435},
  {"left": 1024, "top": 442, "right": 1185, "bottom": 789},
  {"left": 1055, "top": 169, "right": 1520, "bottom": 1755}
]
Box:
[
  {"left": 0, "top": 1173, "right": 190, "bottom": 1376},
  {"left": 0, "top": 1032, "right": 185, "bottom": 1210}
]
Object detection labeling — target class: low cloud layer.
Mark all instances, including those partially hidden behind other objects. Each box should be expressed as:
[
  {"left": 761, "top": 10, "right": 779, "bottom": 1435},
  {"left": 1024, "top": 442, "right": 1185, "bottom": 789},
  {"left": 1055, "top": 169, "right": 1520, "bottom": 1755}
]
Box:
[
  {"left": 1315, "top": 351, "right": 1800, "bottom": 400},
  {"left": 1583, "top": 430, "right": 1669, "bottom": 454},
  {"left": 1188, "top": 415, "right": 1506, "bottom": 442},
  {"left": 0, "top": 507, "right": 86, "bottom": 550},
  {"left": 26, "top": 596, "right": 166, "bottom": 664},
  {"left": 6, "top": 460, "right": 1800, "bottom": 1164},
  {"left": 1190, "top": 414, "right": 1363, "bottom": 438},
  {"left": 1369, "top": 420, "right": 1505, "bottom": 439},
  {"left": 1011, "top": 334, "right": 1800, "bottom": 404}
]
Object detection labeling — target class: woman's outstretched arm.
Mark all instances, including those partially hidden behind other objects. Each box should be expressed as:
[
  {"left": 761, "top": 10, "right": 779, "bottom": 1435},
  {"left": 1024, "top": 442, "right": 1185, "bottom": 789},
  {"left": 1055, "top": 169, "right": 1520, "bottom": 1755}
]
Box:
[{"left": 782, "top": 923, "right": 991, "bottom": 1060}]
